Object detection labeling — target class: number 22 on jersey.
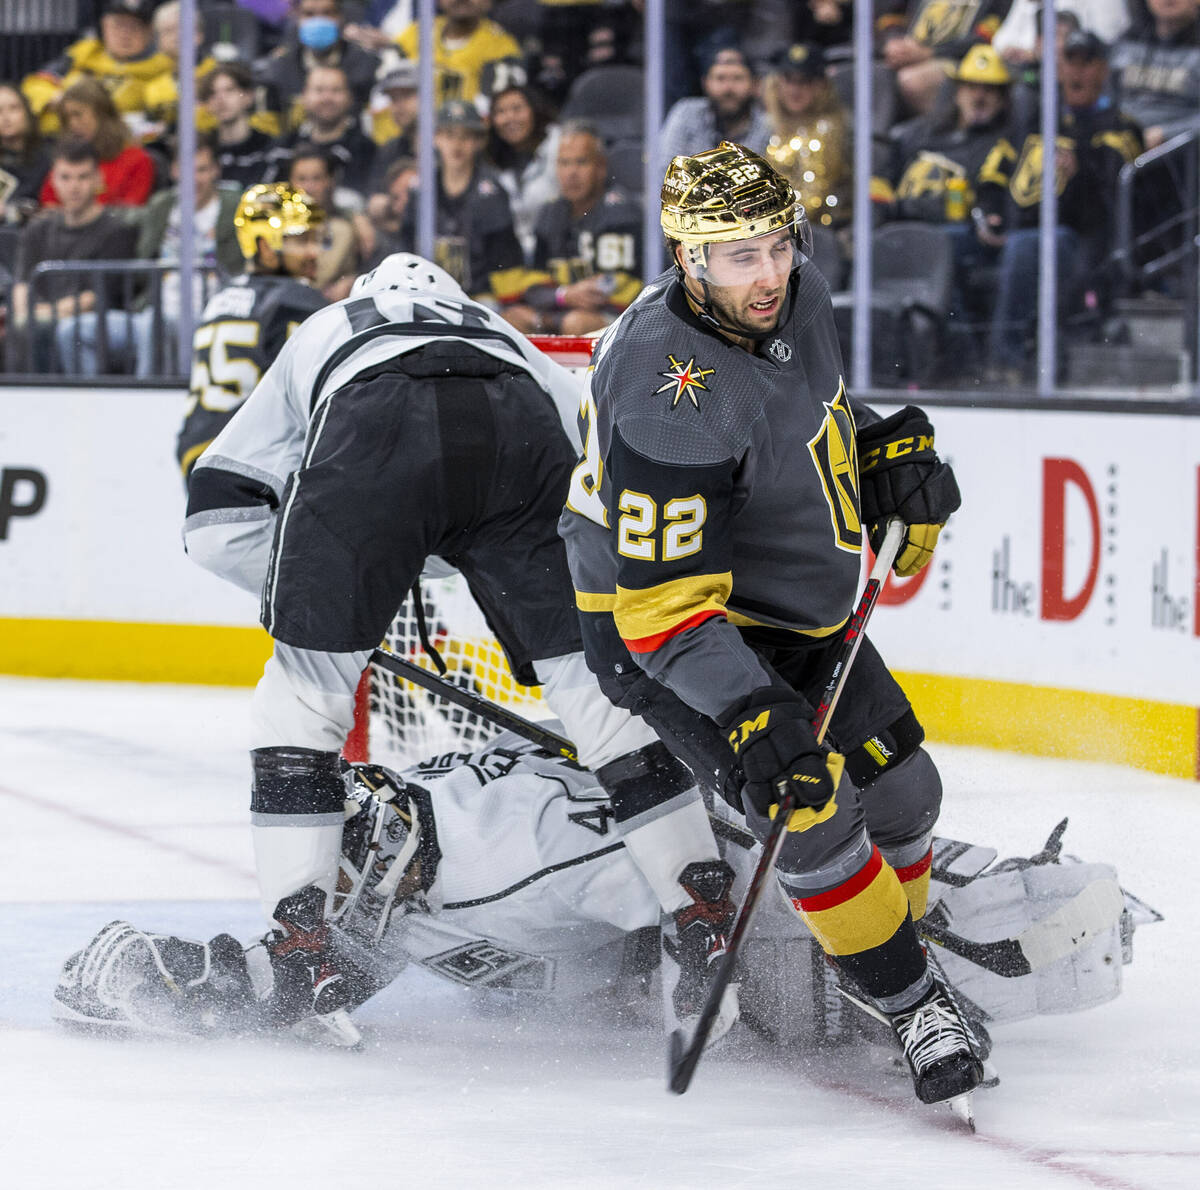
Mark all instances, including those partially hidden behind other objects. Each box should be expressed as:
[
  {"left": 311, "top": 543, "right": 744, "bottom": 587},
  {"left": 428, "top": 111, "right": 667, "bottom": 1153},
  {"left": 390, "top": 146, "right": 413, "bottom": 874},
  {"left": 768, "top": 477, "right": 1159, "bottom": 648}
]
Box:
[{"left": 567, "top": 384, "right": 707, "bottom": 560}]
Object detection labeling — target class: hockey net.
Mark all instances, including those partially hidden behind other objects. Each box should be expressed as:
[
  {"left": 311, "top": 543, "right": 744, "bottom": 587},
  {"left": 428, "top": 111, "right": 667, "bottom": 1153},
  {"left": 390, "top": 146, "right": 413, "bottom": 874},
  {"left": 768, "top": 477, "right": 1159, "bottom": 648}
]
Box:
[{"left": 346, "top": 336, "right": 596, "bottom": 768}]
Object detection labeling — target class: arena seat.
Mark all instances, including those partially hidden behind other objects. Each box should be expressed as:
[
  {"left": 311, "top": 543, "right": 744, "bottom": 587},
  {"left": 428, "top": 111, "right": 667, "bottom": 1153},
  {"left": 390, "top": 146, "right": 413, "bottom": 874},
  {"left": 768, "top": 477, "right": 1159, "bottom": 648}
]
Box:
[
  {"left": 605, "top": 139, "right": 645, "bottom": 195},
  {"left": 831, "top": 222, "right": 954, "bottom": 386},
  {"left": 560, "top": 65, "right": 644, "bottom": 144}
]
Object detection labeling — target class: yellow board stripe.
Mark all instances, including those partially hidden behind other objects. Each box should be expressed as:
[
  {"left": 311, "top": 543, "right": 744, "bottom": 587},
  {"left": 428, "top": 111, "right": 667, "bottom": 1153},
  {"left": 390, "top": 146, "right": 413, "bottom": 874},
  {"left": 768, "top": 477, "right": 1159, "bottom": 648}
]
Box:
[
  {"left": 0, "top": 620, "right": 1195, "bottom": 782},
  {"left": 896, "top": 670, "right": 1199, "bottom": 781},
  {"left": 0, "top": 618, "right": 274, "bottom": 686}
]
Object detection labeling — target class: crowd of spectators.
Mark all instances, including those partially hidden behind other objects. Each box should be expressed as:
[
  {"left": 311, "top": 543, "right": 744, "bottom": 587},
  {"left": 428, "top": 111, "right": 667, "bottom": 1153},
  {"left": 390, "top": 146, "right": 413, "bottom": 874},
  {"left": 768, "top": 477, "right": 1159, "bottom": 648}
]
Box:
[{"left": 0, "top": 0, "right": 1195, "bottom": 384}]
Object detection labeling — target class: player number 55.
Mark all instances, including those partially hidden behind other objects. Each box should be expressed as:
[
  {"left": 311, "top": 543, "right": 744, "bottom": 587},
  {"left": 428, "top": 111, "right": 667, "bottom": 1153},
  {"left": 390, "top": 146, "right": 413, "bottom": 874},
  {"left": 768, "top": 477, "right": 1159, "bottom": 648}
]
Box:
[{"left": 188, "top": 320, "right": 261, "bottom": 412}]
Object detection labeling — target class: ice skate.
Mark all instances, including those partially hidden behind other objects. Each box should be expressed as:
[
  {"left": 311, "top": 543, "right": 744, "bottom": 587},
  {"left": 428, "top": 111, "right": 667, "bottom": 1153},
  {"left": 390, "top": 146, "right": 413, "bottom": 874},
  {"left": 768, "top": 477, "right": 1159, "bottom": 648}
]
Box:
[
  {"left": 265, "top": 885, "right": 359, "bottom": 1045},
  {"left": 889, "top": 979, "right": 985, "bottom": 1108}
]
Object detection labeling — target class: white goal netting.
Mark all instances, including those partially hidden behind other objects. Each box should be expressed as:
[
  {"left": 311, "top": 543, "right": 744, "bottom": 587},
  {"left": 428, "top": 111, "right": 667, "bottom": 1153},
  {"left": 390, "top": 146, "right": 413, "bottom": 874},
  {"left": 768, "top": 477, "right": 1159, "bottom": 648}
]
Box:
[
  {"left": 356, "top": 336, "right": 594, "bottom": 768},
  {"left": 364, "top": 574, "right": 550, "bottom": 768}
]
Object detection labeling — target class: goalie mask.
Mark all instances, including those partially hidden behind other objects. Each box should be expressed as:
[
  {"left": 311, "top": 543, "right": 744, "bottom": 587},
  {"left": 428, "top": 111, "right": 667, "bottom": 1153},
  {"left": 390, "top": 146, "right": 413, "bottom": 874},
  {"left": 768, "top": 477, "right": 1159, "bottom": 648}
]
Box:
[
  {"left": 233, "top": 183, "right": 325, "bottom": 265},
  {"left": 334, "top": 764, "right": 437, "bottom": 943},
  {"left": 661, "top": 142, "right": 813, "bottom": 341}
]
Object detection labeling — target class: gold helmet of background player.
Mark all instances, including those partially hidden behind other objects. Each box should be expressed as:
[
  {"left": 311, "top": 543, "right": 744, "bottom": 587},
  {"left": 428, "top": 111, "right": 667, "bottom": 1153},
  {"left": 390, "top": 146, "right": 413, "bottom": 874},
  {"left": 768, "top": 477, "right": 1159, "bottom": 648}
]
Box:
[
  {"left": 661, "top": 141, "right": 799, "bottom": 247},
  {"left": 234, "top": 183, "right": 325, "bottom": 261}
]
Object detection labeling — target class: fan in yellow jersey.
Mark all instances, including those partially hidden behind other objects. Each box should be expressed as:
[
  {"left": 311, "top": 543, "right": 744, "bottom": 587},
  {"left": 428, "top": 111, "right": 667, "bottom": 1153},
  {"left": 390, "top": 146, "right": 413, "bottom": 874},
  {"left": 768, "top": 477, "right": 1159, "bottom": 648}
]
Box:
[
  {"left": 559, "top": 143, "right": 982, "bottom": 1109},
  {"left": 21, "top": 0, "right": 174, "bottom": 135},
  {"left": 394, "top": 0, "right": 522, "bottom": 105}
]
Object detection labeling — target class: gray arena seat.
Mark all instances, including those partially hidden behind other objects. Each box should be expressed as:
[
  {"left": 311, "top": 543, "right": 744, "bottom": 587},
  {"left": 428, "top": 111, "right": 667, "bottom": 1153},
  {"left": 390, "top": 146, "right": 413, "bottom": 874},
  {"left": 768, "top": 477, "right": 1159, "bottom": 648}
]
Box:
[{"left": 560, "top": 65, "right": 644, "bottom": 144}]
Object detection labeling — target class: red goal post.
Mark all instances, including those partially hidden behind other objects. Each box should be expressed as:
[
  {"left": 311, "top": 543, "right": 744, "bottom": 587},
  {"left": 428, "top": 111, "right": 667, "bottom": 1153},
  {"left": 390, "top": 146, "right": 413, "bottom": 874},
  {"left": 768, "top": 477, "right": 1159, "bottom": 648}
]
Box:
[{"left": 344, "top": 334, "right": 597, "bottom": 767}]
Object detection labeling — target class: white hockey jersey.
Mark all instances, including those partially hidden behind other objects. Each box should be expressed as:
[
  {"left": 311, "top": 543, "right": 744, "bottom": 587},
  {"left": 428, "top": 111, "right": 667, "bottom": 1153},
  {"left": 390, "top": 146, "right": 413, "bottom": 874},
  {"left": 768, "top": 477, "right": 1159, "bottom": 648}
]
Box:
[
  {"left": 348, "top": 740, "right": 1153, "bottom": 1028},
  {"left": 349, "top": 739, "right": 662, "bottom": 999},
  {"left": 183, "top": 283, "right": 586, "bottom": 597}
]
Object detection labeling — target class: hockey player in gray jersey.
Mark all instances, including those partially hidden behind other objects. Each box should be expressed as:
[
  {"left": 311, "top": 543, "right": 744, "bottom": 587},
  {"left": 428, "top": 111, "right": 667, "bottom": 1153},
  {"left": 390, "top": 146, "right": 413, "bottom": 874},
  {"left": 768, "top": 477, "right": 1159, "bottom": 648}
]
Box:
[
  {"left": 558, "top": 143, "right": 976, "bottom": 1107},
  {"left": 182, "top": 253, "right": 730, "bottom": 1045}
]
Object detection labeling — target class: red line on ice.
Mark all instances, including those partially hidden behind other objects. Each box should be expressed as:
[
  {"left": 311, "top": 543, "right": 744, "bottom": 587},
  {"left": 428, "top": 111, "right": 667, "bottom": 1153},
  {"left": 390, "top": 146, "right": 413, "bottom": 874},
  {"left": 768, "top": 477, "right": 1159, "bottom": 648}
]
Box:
[
  {"left": 0, "top": 782, "right": 255, "bottom": 882},
  {"left": 811, "top": 1073, "right": 1171, "bottom": 1190}
]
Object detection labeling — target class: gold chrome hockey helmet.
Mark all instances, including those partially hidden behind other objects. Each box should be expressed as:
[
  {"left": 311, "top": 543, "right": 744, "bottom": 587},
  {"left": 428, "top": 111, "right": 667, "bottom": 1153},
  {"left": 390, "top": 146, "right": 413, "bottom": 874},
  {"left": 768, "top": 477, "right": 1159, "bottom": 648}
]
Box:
[
  {"left": 661, "top": 141, "right": 811, "bottom": 262},
  {"left": 233, "top": 183, "right": 325, "bottom": 262}
]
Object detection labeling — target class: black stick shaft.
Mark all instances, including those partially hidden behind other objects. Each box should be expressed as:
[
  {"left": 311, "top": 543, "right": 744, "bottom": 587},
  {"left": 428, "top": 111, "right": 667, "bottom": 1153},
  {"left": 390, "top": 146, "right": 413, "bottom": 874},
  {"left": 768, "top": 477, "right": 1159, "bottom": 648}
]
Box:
[
  {"left": 667, "top": 520, "right": 906, "bottom": 1094},
  {"left": 369, "top": 646, "right": 580, "bottom": 764}
]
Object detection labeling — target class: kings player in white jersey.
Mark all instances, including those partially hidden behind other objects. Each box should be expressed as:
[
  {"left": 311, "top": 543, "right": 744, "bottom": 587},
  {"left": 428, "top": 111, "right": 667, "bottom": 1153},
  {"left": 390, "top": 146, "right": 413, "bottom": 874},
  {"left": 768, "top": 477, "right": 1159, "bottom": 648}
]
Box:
[
  {"left": 181, "top": 254, "right": 731, "bottom": 1045},
  {"left": 55, "top": 736, "right": 1153, "bottom": 1073}
]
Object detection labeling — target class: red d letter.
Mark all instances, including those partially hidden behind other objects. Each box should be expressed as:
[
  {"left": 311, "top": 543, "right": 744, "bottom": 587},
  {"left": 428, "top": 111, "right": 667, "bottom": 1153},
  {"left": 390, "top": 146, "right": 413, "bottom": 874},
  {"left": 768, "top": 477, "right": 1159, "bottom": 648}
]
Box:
[{"left": 1041, "top": 458, "right": 1100, "bottom": 621}]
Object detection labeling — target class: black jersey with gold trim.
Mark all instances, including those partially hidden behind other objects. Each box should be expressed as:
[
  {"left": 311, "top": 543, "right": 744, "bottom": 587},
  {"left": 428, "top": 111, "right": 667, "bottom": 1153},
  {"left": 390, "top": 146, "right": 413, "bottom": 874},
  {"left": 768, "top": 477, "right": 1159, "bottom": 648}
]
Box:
[
  {"left": 901, "top": 0, "right": 1010, "bottom": 55},
  {"left": 177, "top": 274, "right": 326, "bottom": 479},
  {"left": 558, "top": 264, "right": 879, "bottom": 722},
  {"left": 525, "top": 185, "right": 643, "bottom": 309}
]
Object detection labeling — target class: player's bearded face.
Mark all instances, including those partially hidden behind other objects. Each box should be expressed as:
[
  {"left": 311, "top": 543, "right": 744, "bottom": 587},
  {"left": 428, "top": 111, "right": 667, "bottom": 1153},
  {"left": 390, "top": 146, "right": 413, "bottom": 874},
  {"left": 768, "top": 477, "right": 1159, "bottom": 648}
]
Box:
[
  {"left": 683, "top": 229, "right": 799, "bottom": 335},
  {"left": 281, "top": 228, "right": 322, "bottom": 281}
]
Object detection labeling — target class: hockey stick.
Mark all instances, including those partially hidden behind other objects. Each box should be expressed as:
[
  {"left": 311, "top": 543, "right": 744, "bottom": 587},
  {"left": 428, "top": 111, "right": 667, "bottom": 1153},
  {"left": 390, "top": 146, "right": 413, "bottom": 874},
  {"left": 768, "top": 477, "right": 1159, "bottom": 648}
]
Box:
[
  {"left": 668, "top": 518, "right": 907, "bottom": 1095},
  {"left": 369, "top": 646, "right": 583, "bottom": 765}
]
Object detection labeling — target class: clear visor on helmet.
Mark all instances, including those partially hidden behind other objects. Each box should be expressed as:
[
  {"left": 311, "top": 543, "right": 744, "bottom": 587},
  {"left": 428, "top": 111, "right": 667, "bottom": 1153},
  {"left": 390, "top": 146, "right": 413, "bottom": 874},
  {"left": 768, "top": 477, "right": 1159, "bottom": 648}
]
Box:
[{"left": 679, "top": 220, "right": 813, "bottom": 290}]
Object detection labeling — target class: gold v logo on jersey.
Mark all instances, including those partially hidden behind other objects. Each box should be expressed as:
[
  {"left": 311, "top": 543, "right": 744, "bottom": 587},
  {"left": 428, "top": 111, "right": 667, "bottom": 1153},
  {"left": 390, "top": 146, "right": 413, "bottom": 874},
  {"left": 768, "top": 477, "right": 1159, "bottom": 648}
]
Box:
[
  {"left": 807, "top": 377, "right": 862, "bottom": 553},
  {"left": 655, "top": 354, "right": 715, "bottom": 410}
]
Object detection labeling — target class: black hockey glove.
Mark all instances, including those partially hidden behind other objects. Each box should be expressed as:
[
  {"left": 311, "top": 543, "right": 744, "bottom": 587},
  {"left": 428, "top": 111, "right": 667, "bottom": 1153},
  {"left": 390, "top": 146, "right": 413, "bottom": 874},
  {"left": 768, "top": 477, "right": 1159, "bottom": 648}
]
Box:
[
  {"left": 720, "top": 691, "right": 844, "bottom": 832},
  {"left": 857, "top": 406, "right": 961, "bottom": 576}
]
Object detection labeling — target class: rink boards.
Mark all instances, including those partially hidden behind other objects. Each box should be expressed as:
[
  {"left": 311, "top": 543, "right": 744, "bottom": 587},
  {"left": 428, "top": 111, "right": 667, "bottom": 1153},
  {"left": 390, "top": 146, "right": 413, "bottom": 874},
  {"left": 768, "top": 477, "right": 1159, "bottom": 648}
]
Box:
[{"left": 1, "top": 384, "right": 1197, "bottom": 778}]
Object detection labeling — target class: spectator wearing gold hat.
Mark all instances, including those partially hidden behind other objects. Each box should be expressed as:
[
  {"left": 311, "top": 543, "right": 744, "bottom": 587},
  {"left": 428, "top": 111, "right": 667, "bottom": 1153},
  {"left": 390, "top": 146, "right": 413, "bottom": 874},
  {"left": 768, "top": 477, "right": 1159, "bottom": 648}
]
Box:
[
  {"left": 880, "top": 44, "right": 1012, "bottom": 226},
  {"left": 877, "top": 0, "right": 1013, "bottom": 116},
  {"left": 763, "top": 44, "right": 852, "bottom": 232}
]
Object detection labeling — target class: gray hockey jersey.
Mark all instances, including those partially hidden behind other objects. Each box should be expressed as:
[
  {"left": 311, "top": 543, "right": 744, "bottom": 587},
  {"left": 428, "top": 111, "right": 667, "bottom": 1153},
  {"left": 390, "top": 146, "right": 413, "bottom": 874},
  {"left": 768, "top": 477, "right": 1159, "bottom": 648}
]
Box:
[{"left": 558, "top": 264, "right": 878, "bottom": 722}]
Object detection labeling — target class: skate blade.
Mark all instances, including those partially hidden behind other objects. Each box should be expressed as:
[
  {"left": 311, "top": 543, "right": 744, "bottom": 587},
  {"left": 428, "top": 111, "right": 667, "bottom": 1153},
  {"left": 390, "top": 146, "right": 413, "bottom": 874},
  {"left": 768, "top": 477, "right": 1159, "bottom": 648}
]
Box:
[
  {"left": 947, "top": 1091, "right": 975, "bottom": 1132},
  {"left": 290, "top": 1007, "right": 362, "bottom": 1049}
]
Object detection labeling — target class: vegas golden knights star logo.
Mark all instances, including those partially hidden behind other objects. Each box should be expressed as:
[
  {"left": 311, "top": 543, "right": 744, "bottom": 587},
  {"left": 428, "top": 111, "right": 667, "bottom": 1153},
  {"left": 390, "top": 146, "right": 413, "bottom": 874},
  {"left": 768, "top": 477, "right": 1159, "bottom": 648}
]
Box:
[
  {"left": 806, "top": 378, "right": 862, "bottom": 552},
  {"left": 655, "top": 354, "right": 715, "bottom": 410}
]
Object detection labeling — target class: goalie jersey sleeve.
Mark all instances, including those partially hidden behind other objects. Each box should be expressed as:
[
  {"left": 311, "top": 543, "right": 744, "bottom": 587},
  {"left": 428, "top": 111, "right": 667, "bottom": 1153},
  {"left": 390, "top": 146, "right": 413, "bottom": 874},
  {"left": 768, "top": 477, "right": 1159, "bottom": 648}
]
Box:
[
  {"left": 560, "top": 267, "right": 877, "bottom": 723},
  {"left": 176, "top": 275, "right": 326, "bottom": 478}
]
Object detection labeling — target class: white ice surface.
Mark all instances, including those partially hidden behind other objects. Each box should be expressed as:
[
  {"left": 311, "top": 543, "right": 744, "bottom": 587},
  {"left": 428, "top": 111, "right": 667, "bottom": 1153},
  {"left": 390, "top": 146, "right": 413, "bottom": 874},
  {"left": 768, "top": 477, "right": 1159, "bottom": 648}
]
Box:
[{"left": 1, "top": 676, "right": 1196, "bottom": 1190}]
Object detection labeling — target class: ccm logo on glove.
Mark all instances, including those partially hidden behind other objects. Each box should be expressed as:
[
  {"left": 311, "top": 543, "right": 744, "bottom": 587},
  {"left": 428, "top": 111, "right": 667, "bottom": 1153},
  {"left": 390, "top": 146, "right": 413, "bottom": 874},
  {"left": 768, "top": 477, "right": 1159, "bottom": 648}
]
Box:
[
  {"left": 721, "top": 694, "right": 844, "bottom": 832},
  {"left": 856, "top": 405, "right": 961, "bottom": 577}
]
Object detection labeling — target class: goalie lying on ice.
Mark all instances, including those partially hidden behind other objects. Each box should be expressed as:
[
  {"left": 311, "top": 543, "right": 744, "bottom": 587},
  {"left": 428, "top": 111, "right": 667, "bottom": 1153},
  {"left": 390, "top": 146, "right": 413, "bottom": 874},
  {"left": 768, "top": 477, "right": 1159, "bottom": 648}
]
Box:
[{"left": 53, "top": 737, "right": 1160, "bottom": 1053}]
